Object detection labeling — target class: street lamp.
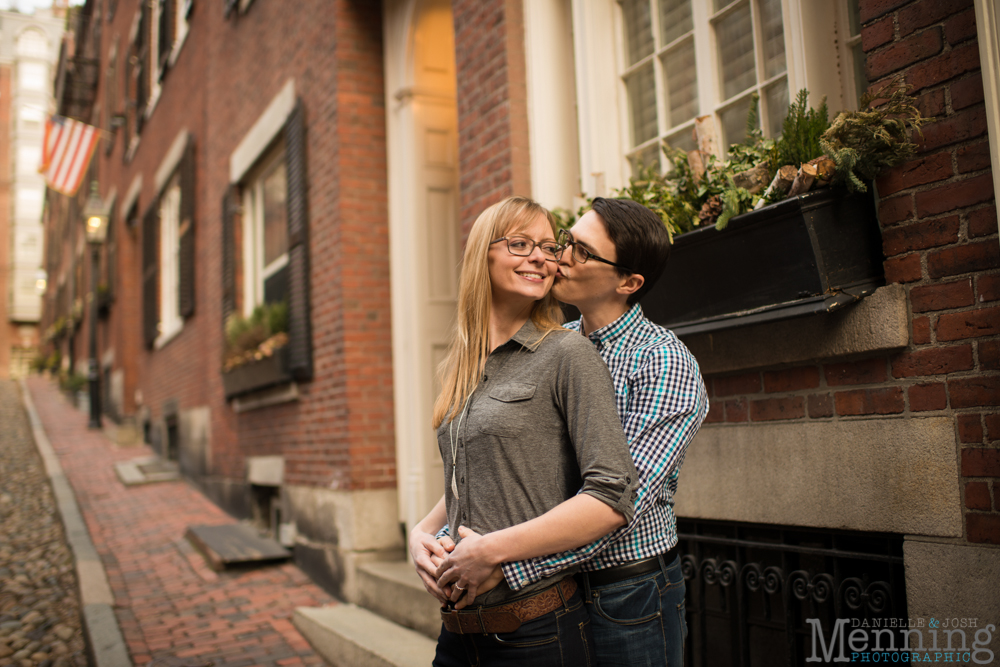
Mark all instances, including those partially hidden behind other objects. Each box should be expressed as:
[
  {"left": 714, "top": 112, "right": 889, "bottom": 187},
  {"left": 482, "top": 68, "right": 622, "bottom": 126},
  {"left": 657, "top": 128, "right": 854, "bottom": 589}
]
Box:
[{"left": 83, "top": 182, "right": 109, "bottom": 429}]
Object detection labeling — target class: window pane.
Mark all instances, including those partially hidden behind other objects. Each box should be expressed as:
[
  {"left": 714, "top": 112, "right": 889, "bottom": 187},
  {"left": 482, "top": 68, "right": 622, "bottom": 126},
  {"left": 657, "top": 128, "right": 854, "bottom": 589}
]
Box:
[
  {"left": 663, "top": 39, "right": 699, "bottom": 127},
  {"left": 626, "top": 64, "right": 658, "bottom": 147},
  {"left": 758, "top": 0, "right": 786, "bottom": 79},
  {"left": 764, "top": 78, "right": 788, "bottom": 138},
  {"left": 629, "top": 144, "right": 661, "bottom": 177},
  {"left": 659, "top": 0, "right": 693, "bottom": 45},
  {"left": 17, "top": 30, "right": 48, "bottom": 58},
  {"left": 847, "top": 0, "right": 861, "bottom": 37},
  {"left": 621, "top": 0, "right": 655, "bottom": 66},
  {"left": 852, "top": 42, "right": 867, "bottom": 108},
  {"left": 716, "top": 2, "right": 755, "bottom": 100},
  {"left": 665, "top": 126, "right": 697, "bottom": 153},
  {"left": 262, "top": 160, "right": 288, "bottom": 267},
  {"left": 17, "top": 145, "right": 40, "bottom": 175},
  {"left": 719, "top": 95, "right": 753, "bottom": 147},
  {"left": 17, "top": 62, "right": 47, "bottom": 92},
  {"left": 714, "top": 0, "right": 737, "bottom": 11}
]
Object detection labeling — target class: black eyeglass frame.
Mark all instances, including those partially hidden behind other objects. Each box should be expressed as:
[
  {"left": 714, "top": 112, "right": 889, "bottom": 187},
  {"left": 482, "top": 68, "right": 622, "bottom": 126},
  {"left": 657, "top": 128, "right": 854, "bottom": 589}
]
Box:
[
  {"left": 490, "top": 236, "right": 562, "bottom": 262},
  {"left": 557, "top": 229, "right": 633, "bottom": 273}
]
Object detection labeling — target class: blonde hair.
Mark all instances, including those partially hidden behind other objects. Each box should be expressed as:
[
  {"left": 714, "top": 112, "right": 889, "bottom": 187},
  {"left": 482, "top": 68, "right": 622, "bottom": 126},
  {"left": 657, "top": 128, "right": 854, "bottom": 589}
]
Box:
[{"left": 432, "top": 196, "right": 565, "bottom": 428}]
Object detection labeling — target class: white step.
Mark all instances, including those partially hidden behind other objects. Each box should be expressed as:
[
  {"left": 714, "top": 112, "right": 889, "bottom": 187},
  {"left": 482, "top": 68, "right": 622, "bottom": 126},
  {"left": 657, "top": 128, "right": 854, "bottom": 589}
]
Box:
[
  {"left": 294, "top": 604, "right": 436, "bottom": 667},
  {"left": 355, "top": 561, "right": 442, "bottom": 639}
]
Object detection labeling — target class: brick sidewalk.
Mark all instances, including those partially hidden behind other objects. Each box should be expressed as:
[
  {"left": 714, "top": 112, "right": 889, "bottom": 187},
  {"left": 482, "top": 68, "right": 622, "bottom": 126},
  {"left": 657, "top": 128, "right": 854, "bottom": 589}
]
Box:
[{"left": 26, "top": 378, "right": 335, "bottom": 667}]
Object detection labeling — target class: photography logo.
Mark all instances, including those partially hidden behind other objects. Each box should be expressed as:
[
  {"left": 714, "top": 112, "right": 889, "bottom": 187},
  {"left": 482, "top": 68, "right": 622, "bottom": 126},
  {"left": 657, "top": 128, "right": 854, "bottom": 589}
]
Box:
[{"left": 806, "top": 617, "right": 996, "bottom": 664}]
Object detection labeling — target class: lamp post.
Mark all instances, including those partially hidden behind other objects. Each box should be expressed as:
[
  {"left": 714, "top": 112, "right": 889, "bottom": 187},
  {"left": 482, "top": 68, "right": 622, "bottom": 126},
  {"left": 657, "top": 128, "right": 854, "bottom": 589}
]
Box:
[{"left": 83, "top": 183, "right": 109, "bottom": 429}]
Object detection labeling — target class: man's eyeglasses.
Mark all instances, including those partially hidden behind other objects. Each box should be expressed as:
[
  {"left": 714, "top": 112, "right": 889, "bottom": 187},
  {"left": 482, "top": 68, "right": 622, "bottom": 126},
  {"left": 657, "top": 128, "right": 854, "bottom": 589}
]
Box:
[
  {"left": 557, "top": 229, "right": 633, "bottom": 273},
  {"left": 491, "top": 235, "right": 562, "bottom": 261}
]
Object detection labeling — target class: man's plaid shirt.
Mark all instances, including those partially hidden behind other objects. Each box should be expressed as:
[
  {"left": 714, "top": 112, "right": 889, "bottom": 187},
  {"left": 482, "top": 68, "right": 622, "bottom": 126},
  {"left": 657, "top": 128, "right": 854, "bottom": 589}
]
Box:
[{"left": 500, "top": 304, "right": 709, "bottom": 591}]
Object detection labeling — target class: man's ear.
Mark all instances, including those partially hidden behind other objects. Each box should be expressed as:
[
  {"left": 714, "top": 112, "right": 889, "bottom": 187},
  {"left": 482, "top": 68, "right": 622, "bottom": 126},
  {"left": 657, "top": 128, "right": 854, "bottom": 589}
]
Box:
[{"left": 617, "top": 273, "right": 645, "bottom": 298}]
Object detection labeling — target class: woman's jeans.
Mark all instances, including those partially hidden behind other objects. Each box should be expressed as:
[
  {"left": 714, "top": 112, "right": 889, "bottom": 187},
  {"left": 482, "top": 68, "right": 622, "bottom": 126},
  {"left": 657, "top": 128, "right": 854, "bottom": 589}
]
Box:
[
  {"left": 581, "top": 553, "right": 688, "bottom": 667},
  {"left": 433, "top": 586, "right": 594, "bottom": 667}
]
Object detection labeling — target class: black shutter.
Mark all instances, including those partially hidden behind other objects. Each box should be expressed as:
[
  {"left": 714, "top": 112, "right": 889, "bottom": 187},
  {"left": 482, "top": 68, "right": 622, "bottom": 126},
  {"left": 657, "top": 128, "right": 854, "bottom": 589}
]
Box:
[
  {"left": 221, "top": 185, "right": 238, "bottom": 330},
  {"left": 283, "top": 101, "right": 312, "bottom": 381},
  {"left": 142, "top": 201, "right": 160, "bottom": 347},
  {"left": 178, "top": 138, "right": 195, "bottom": 318},
  {"left": 158, "top": 0, "right": 175, "bottom": 70}
]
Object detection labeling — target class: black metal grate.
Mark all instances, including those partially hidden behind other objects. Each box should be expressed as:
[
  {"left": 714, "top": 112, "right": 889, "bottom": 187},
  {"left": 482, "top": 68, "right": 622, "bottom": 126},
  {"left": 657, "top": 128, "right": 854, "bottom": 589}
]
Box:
[{"left": 677, "top": 519, "right": 908, "bottom": 667}]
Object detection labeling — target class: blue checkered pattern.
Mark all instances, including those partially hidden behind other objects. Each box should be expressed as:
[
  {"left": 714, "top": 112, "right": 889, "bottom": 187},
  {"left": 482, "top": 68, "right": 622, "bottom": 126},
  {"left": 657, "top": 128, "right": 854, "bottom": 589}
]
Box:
[{"left": 500, "top": 304, "right": 709, "bottom": 591}]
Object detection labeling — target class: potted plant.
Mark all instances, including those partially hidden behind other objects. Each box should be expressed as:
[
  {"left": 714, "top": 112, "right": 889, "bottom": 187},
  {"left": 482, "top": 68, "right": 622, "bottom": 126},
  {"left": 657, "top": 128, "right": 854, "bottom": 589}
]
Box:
[
  {"left": 557, "top": 79, "right": 927, "bottom": 335},
  {"left": 221, "top": 301, "right": 291, "bottom": 399}
]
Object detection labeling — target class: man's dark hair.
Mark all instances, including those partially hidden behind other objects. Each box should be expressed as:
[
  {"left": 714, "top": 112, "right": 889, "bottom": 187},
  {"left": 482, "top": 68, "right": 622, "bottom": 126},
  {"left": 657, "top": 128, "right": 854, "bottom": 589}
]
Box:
[{"left": 590, "top": 197, "right": 672, "bottom": 304}]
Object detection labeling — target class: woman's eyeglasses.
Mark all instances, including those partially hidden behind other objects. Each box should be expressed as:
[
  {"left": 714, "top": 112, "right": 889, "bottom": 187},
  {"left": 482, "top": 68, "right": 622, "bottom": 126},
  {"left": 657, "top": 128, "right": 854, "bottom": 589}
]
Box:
[
  {"left": 557, "top": 229, "right": 633, "bottom": 273},
  {"left": 491, "top": 235, "right": 562, "bottom": 261}
]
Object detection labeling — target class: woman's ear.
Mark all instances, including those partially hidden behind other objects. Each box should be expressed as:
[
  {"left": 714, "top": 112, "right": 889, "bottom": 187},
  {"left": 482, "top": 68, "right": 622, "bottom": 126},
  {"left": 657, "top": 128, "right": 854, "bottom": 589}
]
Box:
[{"left": 617, "top": 273, "right": 644, "bottom": 298}]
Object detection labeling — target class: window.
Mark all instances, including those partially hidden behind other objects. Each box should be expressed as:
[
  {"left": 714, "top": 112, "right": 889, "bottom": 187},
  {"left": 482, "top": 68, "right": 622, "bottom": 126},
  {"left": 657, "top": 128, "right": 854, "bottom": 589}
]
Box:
[
  {"left": 839, "top": 0, "right": 867, "bottom": 110},
  {"left": 158, "top": 178, "right": 183, "bottom": 344},
  {"left": 222, "top": 95, "right": 312, "bottom": 383},
  {"left": 143, "top": 138, "right": 195, "bottom": 349},
  {"left": 20, "top": 104, "right": 44, "bottom": 131},
  {"left": 619, "top": 0, "right": 788, "bottom": 172},
  {"left": 241, "top": 145, "right": 289, "bottom": 315},
  {"left": 17, "top": 145, "right": 41, "bottom": 176},
  {"left": 16, "top": 187, "right": 44, "bottom": 221},
  {"left": 16, "top": 29, "right": 48, "bottom": 59},
  {"left": 17, "top": 61, "right": 47, "bottom": 92}
]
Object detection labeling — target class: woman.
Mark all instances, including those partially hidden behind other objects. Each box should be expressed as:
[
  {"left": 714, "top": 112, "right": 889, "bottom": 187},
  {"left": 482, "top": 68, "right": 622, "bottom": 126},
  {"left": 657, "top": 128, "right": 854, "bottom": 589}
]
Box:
[{"left": 408, "top": 196, "right": 639, "bottom": 666}]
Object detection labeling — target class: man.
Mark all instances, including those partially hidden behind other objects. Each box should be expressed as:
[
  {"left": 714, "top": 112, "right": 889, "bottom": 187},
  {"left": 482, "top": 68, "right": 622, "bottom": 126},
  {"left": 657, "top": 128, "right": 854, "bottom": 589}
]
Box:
[{"left": 429, "top": 197, "right": 708, "bottom": 665}]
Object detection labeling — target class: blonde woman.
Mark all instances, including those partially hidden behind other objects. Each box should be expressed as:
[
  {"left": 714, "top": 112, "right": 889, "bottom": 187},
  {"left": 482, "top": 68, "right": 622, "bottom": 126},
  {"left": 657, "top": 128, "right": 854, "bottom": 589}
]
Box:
[{"left": 408, "top": 196, "right": 638, "bottom": 666}]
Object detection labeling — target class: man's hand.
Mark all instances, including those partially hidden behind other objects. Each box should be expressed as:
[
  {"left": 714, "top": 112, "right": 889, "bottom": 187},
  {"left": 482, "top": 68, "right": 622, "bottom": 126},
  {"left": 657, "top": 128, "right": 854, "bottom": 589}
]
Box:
[
  {"left": 436, "top": 526, "right": 502, "bottom": 605},
  {"left": 408, "top": 529, "right": 454, "bottom": 604}
]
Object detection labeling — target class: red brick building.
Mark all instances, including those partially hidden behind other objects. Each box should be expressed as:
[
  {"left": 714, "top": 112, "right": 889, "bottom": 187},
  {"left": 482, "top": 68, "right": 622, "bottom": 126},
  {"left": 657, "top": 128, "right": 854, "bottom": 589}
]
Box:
[{"left": 41, "top": 0, "right": 999, "bottom": 661}]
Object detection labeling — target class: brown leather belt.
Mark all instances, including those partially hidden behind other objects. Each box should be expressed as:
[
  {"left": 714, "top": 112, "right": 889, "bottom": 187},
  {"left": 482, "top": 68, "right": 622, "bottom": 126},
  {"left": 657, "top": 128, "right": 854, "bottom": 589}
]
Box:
[{"left": 440, "top": 577, "right": 577, "bottom": 635}]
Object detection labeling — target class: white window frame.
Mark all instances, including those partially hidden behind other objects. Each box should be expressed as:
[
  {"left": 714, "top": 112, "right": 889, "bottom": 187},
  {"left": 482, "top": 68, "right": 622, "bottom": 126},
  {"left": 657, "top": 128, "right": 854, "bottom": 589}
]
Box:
[
  {"left": 156, "top": 176, "right": 183, "bottom": 348},
  {"left": 572, "top": 0, "right": 859, "bottom": 191},
  {"left": 241, "top": 146, "right": 289, "bottom": 318}
]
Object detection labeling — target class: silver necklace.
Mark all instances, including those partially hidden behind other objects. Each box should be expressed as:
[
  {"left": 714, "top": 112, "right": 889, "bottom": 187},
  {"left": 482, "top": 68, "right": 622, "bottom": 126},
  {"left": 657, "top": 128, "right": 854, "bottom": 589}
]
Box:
[{"left": 448, "top": 395, "right": 472, "bottom": 501}]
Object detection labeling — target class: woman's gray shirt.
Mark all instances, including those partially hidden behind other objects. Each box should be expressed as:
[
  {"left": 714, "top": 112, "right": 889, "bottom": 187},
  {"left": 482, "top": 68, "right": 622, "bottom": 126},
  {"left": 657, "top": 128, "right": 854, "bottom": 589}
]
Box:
[{"left": 437, "top": 318, "right": 639, "bottom": 605}]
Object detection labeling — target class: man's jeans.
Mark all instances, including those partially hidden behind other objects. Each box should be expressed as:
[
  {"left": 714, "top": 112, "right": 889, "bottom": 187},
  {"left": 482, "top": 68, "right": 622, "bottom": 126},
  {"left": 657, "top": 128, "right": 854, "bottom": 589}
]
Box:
[
  {"left": 582, "top": 553, "right": 688, "bottom": 667},
  {"left": 433, "top": 587, "right": 594, "bottom": 666}
]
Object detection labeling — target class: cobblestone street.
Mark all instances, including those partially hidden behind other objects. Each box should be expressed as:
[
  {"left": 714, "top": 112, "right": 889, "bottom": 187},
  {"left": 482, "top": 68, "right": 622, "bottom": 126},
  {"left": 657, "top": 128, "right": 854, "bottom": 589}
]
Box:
[{"left": 0, "top": 380, "right": 88, "bottom": 666}]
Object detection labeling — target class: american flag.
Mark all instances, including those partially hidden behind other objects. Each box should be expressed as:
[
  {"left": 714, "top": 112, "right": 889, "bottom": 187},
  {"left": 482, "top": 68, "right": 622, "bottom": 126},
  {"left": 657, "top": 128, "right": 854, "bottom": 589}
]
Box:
[{"left": 39, "top": 115, "right": 101, "bottom": 196}]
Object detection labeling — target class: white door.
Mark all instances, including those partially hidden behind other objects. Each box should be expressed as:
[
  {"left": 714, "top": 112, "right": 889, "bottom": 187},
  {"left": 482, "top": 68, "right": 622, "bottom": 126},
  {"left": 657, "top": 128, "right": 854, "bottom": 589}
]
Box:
[{"left": 384, "top": 0, "right": 461, "bottom": 536}]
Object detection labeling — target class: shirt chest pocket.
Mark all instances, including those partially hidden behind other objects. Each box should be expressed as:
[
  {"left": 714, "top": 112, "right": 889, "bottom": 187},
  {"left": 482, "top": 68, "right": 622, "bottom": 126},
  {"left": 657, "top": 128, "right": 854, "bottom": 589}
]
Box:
[{"left": 477, "top": 383, "right": 537, "bottom": 437}]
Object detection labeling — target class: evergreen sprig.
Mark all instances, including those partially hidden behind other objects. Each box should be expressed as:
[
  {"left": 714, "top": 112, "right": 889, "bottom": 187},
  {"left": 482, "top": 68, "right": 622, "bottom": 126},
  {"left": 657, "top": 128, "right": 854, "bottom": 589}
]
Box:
[
  {"left": 776, "top": 89, "right": 830, "bottom": 168},
  {"left": 820, "top": 77, "right": 929, "bottom": 192}
]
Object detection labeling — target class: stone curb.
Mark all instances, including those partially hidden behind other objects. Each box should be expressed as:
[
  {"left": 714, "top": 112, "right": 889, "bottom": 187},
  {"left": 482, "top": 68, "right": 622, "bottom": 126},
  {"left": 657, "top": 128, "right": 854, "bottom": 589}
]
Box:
[{"left": 19, "top": 380, "right": 132, "bottom": 667}]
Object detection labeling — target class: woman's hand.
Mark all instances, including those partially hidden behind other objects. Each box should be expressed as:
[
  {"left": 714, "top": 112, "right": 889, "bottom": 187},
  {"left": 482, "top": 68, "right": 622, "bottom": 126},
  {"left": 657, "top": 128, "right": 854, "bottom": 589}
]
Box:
[
  {"left": 409, "top": 529, "right": 455, "bottom": 604},
  {"left": 436, "top": 526, "right": 503, "bottom": 606}
]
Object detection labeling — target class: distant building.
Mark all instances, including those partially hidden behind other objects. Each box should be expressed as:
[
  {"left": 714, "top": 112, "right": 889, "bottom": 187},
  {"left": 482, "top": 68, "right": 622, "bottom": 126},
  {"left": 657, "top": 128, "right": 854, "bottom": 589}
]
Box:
[{"left": 0, "top": 6, "right": 63, "bottom": 378}]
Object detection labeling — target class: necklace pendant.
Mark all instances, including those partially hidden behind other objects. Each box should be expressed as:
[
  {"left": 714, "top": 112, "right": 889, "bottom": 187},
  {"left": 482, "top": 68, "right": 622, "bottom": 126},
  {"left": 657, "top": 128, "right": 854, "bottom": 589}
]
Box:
[{"left": 451, "top": 469, "right": 460, "bottom": 501}]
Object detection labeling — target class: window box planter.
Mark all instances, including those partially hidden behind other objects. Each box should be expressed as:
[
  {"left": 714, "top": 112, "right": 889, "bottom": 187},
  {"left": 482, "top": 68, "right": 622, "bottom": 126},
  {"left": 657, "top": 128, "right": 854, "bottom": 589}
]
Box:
[
  {"left": 641, "top": 187, "right": 884, "bottom": 337},
  {"left": 222, "top": 346, "right": 292, "bottom": 399}
]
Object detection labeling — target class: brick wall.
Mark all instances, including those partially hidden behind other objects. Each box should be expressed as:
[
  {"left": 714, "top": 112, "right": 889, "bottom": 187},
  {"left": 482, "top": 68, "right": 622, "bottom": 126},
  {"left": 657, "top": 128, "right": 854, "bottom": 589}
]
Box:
[
  {"left": 452, "top": 0, "right": 532, "bottom": 233},
  {"left": 702, "top": 0, "right": 999, "bottom": 545},
  {"left": 84, "top": 0, "right": 394, "bottom": 495}
]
